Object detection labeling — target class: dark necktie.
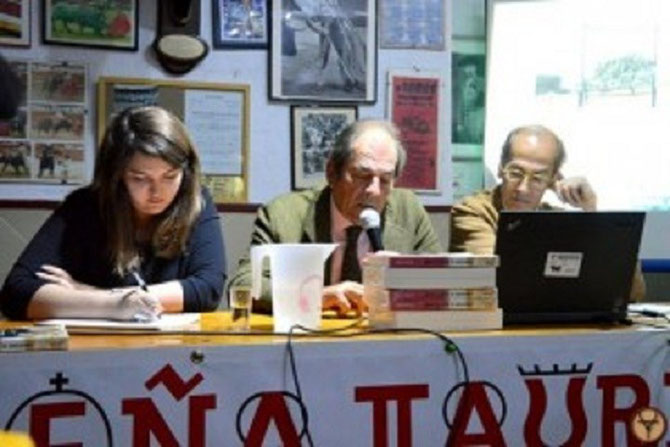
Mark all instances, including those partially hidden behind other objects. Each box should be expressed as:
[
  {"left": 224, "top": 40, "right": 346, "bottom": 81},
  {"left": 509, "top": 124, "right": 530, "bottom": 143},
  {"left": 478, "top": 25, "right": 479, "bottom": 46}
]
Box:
[{"left": 341, "top": 225, "right": 362, "bottom": 282}]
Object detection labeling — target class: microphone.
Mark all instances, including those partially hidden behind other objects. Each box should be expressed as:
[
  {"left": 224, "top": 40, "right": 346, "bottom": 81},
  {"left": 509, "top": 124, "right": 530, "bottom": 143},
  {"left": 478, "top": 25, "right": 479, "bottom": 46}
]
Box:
[{"left": 359, "top": 207, "right": 384, "bottom": 252}]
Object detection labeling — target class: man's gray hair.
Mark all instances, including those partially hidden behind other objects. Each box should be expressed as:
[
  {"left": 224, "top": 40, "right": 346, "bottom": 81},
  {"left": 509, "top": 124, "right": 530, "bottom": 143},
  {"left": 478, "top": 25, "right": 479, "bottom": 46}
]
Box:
[
  {"left": 500, "top": 124, "right": 566, "bottom": 173},
  {"left": 328, "top": 119, "right": 407, "bottom": 179}
]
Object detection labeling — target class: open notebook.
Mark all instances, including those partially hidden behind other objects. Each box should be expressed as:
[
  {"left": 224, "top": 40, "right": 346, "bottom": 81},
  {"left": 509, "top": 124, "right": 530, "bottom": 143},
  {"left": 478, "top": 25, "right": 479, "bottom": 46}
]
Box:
[{"left": 36, "top": 313, "right": 201, "bottom": 332}]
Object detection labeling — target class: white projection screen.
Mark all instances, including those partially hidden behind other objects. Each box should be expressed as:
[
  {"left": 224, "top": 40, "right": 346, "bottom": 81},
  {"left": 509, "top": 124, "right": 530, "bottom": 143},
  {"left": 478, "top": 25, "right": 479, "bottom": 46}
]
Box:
[{"left": 485, "top": 0, "right": 670, "bottom": 265}]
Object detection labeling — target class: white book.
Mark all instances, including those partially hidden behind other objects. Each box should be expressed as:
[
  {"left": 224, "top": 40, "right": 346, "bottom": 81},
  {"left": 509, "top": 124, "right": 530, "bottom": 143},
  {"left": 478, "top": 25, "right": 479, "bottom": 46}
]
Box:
[{"left": 369, "top": 308, "right": 503, "bottom": 331}]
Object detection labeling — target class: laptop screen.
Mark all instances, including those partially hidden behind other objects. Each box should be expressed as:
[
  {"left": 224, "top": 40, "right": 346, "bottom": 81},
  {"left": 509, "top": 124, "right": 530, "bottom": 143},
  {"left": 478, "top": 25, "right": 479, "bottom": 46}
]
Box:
[{"left": 495, "top": 211, "right": 645, "bottom": 324}]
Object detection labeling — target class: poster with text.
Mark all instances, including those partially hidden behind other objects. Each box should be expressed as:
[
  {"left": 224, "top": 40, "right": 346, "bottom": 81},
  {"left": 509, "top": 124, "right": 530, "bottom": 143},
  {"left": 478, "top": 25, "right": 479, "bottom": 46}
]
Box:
[{"left": 388, "top": 71, "right": 441, "bottom": 193}]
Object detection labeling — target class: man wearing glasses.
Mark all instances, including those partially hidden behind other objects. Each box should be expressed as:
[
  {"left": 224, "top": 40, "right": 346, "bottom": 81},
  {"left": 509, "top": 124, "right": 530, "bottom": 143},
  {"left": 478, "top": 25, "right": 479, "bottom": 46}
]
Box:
[{"left": 449, "top": 124, "right": 644, "bottom": 300}]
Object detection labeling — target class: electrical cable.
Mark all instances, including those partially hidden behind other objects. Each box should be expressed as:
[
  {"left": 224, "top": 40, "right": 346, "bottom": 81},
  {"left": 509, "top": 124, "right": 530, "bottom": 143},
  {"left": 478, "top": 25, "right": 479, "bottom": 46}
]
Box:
[{"left": 284, "top": 321, "right": 471, "bottom": 446}]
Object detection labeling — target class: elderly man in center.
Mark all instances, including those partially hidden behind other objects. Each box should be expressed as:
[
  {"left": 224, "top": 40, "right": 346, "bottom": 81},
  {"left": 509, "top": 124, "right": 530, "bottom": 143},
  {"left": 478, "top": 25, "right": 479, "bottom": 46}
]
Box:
[
  {"left": 449, "top": 124, "right": 645, "bottom": 301},
  {"left": 228, "top": 119, "right": 442, "bottom": 315}
]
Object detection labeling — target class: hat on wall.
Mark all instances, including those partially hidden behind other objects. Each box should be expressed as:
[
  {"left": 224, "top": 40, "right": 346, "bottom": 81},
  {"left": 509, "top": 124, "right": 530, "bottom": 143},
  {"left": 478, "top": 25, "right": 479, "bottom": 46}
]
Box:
[
  {"left": 154, "top": 34, "right": 208, "bottom": 75},
  {"left": 153, "top": 0, "right": 208, "bottom": 75}
]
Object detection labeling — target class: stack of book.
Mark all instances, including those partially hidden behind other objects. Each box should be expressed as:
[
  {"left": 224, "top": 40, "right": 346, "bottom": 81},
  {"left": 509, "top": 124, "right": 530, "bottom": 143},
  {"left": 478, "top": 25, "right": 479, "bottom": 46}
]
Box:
[
  {"left": 363, "top": 253, "right": 502, "bottom": 331},
  {"left": 0, "top": 324, "right": 68, "bottom": 352}
]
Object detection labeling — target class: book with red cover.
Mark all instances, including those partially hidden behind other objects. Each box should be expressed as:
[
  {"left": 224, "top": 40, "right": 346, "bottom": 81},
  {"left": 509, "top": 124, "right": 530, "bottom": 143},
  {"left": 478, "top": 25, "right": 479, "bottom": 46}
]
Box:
[
  {"left": 364, "top": 252, "right": 499, "bottom": 269},
  {"left": 386, "top": 288, "right": 497, "bottom": 311}
]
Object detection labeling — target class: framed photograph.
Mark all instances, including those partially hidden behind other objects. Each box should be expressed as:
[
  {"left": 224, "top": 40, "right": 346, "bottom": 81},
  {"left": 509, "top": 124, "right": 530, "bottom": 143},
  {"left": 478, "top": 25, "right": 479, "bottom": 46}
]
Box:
[
  {"left": 0, "top": 0, "right": 30, "bottom": 46},
  {"left": 98, "top": 77, "right": 251, "bottom": 203},
  {"left": 379, "top": 0, "right": 445, "bottom": 50},
  {"left": 387, "top": 70, "right": 442, "bottom": 193},
  {"left": 291, "top": 105, "right": 357, "bottom": 190},
  {"left": 271, "top": 0, "right": 377, "bottom": 103},
  {"left": 451, "top": 40, "right": 486, "bottom": 158},
  {"left": 43, "top": 0, "right": 139, "bottom": 50},
  {"left": 212, "top": 0, "right": 268, "bottom": 49}
]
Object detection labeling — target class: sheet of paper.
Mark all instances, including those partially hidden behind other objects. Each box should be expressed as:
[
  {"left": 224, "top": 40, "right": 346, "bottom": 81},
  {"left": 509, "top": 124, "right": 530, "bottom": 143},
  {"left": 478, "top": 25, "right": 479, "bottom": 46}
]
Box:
[
  {"left": 184, "top": 90, "right": 243, "bottom": 175},
  {"left": 629, "top": 303, "right": 670, "bottom": 316},
  {"left": 35, "top": 313, "right": 201, "bottom": 332}
]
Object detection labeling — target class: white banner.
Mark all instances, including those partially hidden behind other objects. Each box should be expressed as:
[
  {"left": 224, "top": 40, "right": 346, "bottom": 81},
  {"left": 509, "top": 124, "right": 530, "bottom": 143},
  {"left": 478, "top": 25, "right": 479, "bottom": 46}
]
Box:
[{"left": 1, "top": 329, "right": 669, "bottom": 446}]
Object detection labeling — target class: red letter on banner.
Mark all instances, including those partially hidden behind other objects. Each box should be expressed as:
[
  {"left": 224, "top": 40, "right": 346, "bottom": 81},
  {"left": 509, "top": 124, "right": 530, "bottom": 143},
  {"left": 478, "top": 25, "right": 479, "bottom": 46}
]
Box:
[
  {"left": 123, "top": 395, "right": 216, "bottom": 447},
  {"left": 123, "top": 398, "right": 179, "bottom": 447},
  {"left": 446, "top": 382, "right": 506, "bottom": 446},
  {"left": 355, "top": 384, "right": 429, "bottom": 447},
  {"left": 30, "top": 401, "right": 85, "bottom": 447},
  {"left": 188, "top": 395, "right": 217, "bottom": 447},
  {"left": 597, "top": 374, "right": 650, "bottom": 447},
  {"left": 523, "top": 377, "right": 587, "bottom": 447},
  {"left": 244, "top": 392, "right": 301, "bottom": 446}
]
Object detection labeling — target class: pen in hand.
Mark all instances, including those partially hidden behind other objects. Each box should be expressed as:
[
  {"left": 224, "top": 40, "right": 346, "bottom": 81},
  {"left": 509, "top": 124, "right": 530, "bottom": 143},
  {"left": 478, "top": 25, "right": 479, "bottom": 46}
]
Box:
[
  {"left": 128, "top": 270, "right": 158, "bottom": 322},
  {"left": 131, "top": 269, "right": 149, "bottom": 292}
]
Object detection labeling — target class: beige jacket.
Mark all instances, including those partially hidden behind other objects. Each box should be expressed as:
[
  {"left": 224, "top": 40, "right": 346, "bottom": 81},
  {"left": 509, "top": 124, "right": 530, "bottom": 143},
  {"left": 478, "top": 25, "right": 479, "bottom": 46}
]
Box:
[{"left": 449, "top": 186, "right": 645, "bottom": 301}]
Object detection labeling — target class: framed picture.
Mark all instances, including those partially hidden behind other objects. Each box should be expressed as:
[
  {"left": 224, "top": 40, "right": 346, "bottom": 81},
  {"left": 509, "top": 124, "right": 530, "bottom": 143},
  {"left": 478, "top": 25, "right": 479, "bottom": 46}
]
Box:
[
  {"left": 43, "top": 0, "right": 139, "bottom": 50},
  {"left": 270, "top": 0, "right": 377, "bottom": 103},
  {"left": 387, "top": 70, "right": 442, "bottom": 193},
  {"left": 291, "top": 105, "right": 357, "bottom": 190},
  {"left": 0, "top": 0, "right": 30, "bottom": 46},
  {"left": 451, "top": 39, "right": 486, "bottom": 158},
  {"left": 98, "top": 77, "right": 251, "bottom": 203},
  {"left": 379, "top": 0, "right": 445, "bottom": 50},
  {"left": 212, "top": 0, "right": 268, "bottom": 49}
]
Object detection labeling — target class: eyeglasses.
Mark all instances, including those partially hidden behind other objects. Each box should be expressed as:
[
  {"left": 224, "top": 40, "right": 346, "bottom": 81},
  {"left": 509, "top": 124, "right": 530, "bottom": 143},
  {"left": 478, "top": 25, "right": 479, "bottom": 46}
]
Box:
[{"left": 501, "top": 166, "right": 553, "bottom": 190}]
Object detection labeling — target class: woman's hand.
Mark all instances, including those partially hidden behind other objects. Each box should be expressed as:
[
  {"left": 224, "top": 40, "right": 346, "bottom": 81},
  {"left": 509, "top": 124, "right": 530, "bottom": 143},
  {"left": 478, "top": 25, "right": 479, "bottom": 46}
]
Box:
[
  {"left": 36, "top": 265, "right": 96, "bottom": 291},
  {"left": 112, "top": 288, "right": 163, "bottom": 321}
]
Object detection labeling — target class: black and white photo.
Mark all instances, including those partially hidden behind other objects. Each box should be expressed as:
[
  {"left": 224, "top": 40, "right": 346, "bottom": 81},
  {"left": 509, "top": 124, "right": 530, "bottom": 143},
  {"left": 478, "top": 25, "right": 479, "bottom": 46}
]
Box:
[
  {"left": 271, "top": 0, "right": 376, "bottom": 103},
  {"left": 291, "top": 105, "right": 357, "bottom": 189}
]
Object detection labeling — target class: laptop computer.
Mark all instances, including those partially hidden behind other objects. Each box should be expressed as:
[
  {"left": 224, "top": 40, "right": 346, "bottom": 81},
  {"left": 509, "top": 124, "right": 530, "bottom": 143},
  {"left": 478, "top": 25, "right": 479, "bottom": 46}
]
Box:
[{"left": 495, "top": 211, "right": 645, "bottom": 325}]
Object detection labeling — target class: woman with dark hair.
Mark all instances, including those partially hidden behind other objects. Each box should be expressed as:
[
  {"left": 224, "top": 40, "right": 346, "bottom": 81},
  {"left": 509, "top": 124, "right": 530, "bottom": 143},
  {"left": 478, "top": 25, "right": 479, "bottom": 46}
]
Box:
[{"left": 0, "top": 106, "right": 227, "bottom": 320}]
